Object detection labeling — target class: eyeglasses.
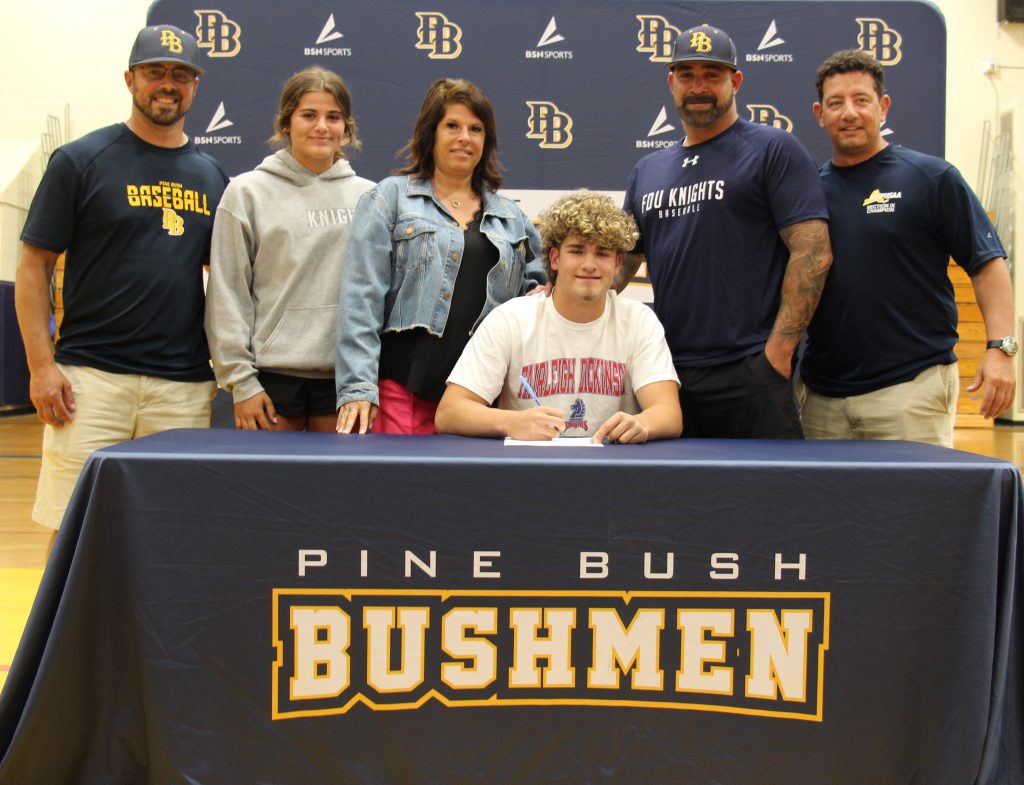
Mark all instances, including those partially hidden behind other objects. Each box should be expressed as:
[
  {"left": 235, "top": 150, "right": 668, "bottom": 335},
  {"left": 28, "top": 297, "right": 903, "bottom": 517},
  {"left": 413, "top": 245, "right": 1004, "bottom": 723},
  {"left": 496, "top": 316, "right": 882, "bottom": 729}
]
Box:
[{"left": 135, "top": 64, "right": 197, "bottom": 84}]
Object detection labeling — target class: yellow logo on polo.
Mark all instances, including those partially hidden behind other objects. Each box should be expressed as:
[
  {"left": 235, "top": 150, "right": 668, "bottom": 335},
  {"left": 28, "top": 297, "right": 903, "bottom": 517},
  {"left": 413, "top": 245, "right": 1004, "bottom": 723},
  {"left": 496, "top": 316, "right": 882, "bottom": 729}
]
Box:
[
  {"left": 863, "top": 189, "right": 897, "bottom": 206},
  {"left": 856, "top": 18, "right": 902, "bottom": 65},
  {"left": 194, "top": 10, "right": 242, "bottom": 58},
  {"left": 636, "top": 16, "right": 680, "bottom": 63},
  {"left": 689, "top": 31, "right": 712, "bottom": 53},
  {"left": 863, "top": 189, "right": 887, "bottom": 206},
  {"left": 862, "top": 188, "right": 902, "bottom": 213},
  {"left": 747, "top": 105, "right": 794, "bottom": 133},
  {"left": 160, "top": 29, "right": 183, "bottom": 53},
  {"left": 162, "top": 208, "right": 184, "bottom": 236},
  {"left": 415, "top": 12, "right": 462, "bottom": 59},
  {"left": 526, "top": 101, "right": 573, "bottom": 149}
]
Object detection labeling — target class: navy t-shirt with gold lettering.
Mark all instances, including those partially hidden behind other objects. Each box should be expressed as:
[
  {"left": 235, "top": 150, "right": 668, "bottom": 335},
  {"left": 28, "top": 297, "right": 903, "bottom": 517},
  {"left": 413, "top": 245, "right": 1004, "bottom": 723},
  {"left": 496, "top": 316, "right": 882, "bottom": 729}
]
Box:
[{"left": 21, "top": 124, "right": 228, "bottom": 381}]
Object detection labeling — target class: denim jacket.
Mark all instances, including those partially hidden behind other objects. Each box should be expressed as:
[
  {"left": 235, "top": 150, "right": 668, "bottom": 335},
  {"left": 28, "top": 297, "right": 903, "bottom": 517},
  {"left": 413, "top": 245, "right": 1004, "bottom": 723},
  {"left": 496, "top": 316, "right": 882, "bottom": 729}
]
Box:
[{"left": 336, "top": 176, "right": 545, "bottom": 406}]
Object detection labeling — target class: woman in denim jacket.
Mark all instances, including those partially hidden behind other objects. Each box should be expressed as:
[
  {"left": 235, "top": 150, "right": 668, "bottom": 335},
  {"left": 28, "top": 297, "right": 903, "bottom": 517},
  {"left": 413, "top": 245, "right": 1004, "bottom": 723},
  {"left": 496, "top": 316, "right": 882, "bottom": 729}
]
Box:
[{"left": 336, "top": 78, "right": 546, "bottom": 434}]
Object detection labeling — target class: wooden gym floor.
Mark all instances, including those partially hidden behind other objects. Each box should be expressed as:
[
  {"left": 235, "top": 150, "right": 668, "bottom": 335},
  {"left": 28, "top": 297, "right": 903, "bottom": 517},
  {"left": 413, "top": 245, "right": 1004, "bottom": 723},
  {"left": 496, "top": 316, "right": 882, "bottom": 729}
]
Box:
[{"left": 2, "top": 410, "right": 1024, "bottom": 692}]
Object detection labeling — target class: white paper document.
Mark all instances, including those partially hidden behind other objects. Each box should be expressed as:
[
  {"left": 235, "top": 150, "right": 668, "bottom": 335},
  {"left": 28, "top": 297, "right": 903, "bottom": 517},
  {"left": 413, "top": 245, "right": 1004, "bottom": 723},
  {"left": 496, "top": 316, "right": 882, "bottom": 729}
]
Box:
[{"left": 503, "top": 438, "right": 603, "bottom": 447}]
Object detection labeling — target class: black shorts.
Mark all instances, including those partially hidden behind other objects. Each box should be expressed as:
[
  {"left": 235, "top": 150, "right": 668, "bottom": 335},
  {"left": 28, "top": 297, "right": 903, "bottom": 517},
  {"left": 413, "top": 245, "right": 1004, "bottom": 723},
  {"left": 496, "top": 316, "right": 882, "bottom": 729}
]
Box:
[{"left": 258, "top": 371, "right": 337, "bottom": 417}]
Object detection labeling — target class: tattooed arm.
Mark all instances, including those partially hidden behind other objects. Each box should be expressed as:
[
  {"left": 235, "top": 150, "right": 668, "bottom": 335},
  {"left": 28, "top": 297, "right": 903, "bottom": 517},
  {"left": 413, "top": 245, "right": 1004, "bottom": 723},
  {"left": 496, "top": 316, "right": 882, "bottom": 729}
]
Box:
[
  {"left": 764, "top": 219, "right": 832, "bottom": 378},
  {"left": 614, "top": 252, "right": 645, "bottom": 293}
]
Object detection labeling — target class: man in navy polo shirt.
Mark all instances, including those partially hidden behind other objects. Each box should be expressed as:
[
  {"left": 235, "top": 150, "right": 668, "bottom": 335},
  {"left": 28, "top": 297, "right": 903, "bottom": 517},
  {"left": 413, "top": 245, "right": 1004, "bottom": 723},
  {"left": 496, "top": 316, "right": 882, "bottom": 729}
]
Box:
[
  {"left": 15, "top": 24, "right": 228, "bottom": 547},
  {"left": 621, "top": 24, "right": 832, "bottom": 438},
  {"left": 800, "top": 49, "right": 1015, "bottom": 447}
]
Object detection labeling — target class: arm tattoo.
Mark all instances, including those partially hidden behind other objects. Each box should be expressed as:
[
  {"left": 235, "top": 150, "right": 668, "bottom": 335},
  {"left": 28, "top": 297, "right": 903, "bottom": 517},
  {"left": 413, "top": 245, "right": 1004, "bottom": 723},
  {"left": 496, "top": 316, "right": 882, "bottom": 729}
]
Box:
[
  {"left": 614, "top": 252, "right": 645, "bottom": 293},
  {"left": 771, "top": 219, "right": 832, "bottom": 344}
]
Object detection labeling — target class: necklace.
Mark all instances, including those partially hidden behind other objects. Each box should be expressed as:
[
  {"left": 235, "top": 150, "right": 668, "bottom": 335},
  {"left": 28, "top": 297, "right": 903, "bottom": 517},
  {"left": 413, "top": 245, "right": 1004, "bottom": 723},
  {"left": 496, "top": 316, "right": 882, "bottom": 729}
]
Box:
[{"left": 434, "top": 181, "right": 474, "bottom": 211}]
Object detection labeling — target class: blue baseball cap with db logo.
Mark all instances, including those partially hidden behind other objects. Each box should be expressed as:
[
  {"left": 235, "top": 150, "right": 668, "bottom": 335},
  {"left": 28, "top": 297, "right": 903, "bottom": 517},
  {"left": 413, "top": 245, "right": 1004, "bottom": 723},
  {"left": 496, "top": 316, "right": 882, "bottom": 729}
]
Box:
[
  {"left": 667, "top": 24, "right": 738, "bottom": 70},
  {"left": 129, "top": 24, "right": 205, "bottom": 76}
]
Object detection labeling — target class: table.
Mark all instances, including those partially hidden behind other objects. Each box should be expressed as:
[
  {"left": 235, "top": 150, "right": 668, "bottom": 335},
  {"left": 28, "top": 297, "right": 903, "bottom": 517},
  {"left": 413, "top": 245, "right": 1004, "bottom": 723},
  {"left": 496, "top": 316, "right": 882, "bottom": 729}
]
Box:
[{"left": 1, "top": 431, "right": 1021, "bottom": 784}]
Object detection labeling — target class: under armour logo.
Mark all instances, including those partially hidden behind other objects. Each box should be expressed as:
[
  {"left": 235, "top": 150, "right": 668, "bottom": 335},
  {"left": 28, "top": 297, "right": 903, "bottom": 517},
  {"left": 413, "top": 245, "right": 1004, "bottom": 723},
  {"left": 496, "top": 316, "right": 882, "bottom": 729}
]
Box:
[{"left": 681, "top": 155, "right": 700, "bottom": 168}]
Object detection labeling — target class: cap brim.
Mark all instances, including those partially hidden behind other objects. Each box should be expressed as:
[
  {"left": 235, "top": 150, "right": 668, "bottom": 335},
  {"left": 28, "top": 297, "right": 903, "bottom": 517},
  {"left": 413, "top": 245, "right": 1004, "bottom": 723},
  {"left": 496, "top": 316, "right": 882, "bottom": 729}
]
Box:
[
  {"left": 666, "top": 56, "right": 738, "bottom": 70},
  {"left": 130, "top": 56, "right": 205, "bottom": 77}
]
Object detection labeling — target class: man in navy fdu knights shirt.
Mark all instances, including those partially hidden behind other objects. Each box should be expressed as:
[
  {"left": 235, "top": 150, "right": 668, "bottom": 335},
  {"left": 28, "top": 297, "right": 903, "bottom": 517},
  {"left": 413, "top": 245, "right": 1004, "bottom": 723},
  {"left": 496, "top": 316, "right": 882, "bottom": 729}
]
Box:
[{"left": 622, "top": 24, "right": 832, "bottom": 439}]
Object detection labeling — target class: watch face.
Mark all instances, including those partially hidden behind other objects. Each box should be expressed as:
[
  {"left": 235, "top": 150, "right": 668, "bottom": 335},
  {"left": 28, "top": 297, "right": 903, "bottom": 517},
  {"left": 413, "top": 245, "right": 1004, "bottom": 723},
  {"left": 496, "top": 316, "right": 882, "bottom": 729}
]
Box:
[{"left": 1003, "top": 337, "right": 1019, "bottom": 356}]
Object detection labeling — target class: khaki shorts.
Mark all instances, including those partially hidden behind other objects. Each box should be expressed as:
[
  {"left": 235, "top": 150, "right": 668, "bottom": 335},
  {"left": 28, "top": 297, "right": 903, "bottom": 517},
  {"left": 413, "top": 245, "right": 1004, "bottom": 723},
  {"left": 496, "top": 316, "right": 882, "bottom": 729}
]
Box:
[
  {"left": 797, "top": 363, "right": 958, "bottom": 448},
  {"left": 33, "top": 364, "right": 216, "bottom": 529}
]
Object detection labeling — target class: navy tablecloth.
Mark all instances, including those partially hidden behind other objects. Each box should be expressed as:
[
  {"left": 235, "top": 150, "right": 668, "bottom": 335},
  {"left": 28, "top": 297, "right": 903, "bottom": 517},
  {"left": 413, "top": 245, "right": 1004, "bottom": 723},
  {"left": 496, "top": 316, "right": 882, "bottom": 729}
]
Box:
[{"left": 1, "top": 431, "right": 1020, "bottom": 784}]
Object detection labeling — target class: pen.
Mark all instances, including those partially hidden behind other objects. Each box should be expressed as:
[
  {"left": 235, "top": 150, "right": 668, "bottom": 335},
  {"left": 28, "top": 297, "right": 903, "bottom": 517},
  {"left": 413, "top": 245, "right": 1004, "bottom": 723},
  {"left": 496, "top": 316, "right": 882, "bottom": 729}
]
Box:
[
  {"left": 519, "top": 375, "right": 560, "bottom": 438},
  {"left": 519, "top": 375, "right": 543, "bottom": 407}
]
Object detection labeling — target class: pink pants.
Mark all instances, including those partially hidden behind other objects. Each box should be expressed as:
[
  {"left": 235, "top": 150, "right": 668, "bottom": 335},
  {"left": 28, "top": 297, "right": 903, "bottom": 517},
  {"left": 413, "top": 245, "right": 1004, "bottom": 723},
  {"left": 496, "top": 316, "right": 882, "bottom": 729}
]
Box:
[{"left": 375, "top": 379, "right": 438, "bottom": 435}]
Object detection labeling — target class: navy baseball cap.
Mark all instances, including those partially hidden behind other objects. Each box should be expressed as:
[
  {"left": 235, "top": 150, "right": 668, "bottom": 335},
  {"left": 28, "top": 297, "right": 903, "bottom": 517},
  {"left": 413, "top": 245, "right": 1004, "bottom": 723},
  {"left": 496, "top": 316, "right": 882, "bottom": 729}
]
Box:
[
  {"left": 667, "top": 24, "right": 738, "bottom": 70},
  {"left": 129, "top": 24, "right": 205, "bottom": 76}
]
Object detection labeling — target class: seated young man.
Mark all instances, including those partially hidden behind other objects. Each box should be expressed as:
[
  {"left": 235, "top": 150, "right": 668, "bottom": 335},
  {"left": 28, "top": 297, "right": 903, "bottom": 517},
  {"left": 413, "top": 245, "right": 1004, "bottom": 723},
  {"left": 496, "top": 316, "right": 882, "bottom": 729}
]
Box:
[{"left": 435, "top": 190, "right": 682, "bottom": 443}]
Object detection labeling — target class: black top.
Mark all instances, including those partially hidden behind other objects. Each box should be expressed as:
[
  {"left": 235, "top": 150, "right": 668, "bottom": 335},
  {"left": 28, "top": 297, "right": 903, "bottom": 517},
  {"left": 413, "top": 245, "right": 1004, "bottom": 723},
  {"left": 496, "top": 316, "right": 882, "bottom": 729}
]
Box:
[
  {"left": 802, "top": 145, "right": 1005, "bottom": 397},
  {"left": 379, "top": 212, "right": 499, "bottom": 401},
  {"left": 21, "top": 124, "right": 229, "bottom": 381}
]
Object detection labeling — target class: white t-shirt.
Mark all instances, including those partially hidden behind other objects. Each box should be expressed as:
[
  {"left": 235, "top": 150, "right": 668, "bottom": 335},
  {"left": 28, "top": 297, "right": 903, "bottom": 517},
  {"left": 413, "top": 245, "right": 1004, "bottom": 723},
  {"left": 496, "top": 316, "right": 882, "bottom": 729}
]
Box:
[{"left": 447, "top": 292, "right": 679, "bottom": 437}]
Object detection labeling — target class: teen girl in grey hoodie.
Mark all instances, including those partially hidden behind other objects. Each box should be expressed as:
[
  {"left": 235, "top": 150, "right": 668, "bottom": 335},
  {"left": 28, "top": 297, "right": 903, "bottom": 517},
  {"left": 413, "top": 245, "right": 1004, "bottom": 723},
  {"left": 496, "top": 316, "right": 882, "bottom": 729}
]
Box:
[{"left": 206, "top": 67, "right": 374, "bottom": 431}]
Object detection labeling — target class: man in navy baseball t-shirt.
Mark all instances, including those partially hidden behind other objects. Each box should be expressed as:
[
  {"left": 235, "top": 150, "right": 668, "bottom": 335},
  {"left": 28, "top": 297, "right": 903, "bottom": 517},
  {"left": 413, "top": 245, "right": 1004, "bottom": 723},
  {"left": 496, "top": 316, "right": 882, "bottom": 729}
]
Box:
[
  {"left": 15, "top": 24, "right": 228, "bottom": 552},
  {"left": 622, "top": 24, "right": 832, "bottom": 438}
]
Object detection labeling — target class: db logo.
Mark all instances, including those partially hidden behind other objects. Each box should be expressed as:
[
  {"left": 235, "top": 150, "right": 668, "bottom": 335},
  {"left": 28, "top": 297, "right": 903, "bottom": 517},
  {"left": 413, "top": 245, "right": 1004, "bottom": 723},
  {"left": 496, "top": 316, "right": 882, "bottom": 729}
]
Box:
[
  {"left": 687, "top": 31, "right": 713, "bottom": 55},
  {"left": 526, "top": 102, "right": 573, "bottom": 149},
  {"left": 635, "top": 15, "right": 680, "bottom": 63},
  {"left": 856, "top": 18, "right": 902, "bottom": 65},
  {"left": 747, "top": 105, "right": 794, "bottom": 133},
  {"left": 159, "top": 29, "right": 183, "bottom": 54},
  {"left": 194, "top": 10, "right": 241, "bottom": 57},
  {"left": 161, "top": 208, "right": 184, "bottom": 236},
  {"left": 415, "top": 12, "right": 462, "bottom": 59}
]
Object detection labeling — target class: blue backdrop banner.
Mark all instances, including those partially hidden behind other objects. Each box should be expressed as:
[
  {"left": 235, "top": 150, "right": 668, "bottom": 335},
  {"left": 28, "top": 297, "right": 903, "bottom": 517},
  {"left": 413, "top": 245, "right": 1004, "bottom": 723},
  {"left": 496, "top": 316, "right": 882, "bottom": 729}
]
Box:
[{"left": 147, "top": 0, "right": 945, "bottom": 211}]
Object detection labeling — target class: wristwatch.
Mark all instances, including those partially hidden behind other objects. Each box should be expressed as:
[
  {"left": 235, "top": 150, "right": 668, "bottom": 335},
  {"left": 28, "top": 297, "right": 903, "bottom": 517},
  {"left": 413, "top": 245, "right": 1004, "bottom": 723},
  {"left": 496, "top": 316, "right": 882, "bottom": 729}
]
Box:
[{"left": 986, "top": 336, "right": 1019, "bottom": 356}]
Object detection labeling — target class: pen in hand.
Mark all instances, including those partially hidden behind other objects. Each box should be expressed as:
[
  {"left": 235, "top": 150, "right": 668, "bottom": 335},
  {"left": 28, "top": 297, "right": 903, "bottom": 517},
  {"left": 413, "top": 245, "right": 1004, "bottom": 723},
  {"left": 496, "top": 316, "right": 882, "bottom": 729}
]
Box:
[{"left": 519, "top": 375, "right": 561, "bottom": 438}]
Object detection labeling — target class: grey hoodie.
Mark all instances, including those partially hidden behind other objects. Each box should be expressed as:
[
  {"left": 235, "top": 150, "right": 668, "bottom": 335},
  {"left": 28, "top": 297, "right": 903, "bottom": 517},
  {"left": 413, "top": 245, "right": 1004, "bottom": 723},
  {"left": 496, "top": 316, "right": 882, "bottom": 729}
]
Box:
[{"left": 205, "top": 149, "right": 374, "bottom": 403}]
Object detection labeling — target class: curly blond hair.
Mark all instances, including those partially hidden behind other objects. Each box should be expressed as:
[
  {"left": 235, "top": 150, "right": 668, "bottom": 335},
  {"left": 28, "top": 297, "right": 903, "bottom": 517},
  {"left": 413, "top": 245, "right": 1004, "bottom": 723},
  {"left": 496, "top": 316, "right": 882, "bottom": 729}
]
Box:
[{"left": 538, "top": 190, "right": 639, "bottom": 284}]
